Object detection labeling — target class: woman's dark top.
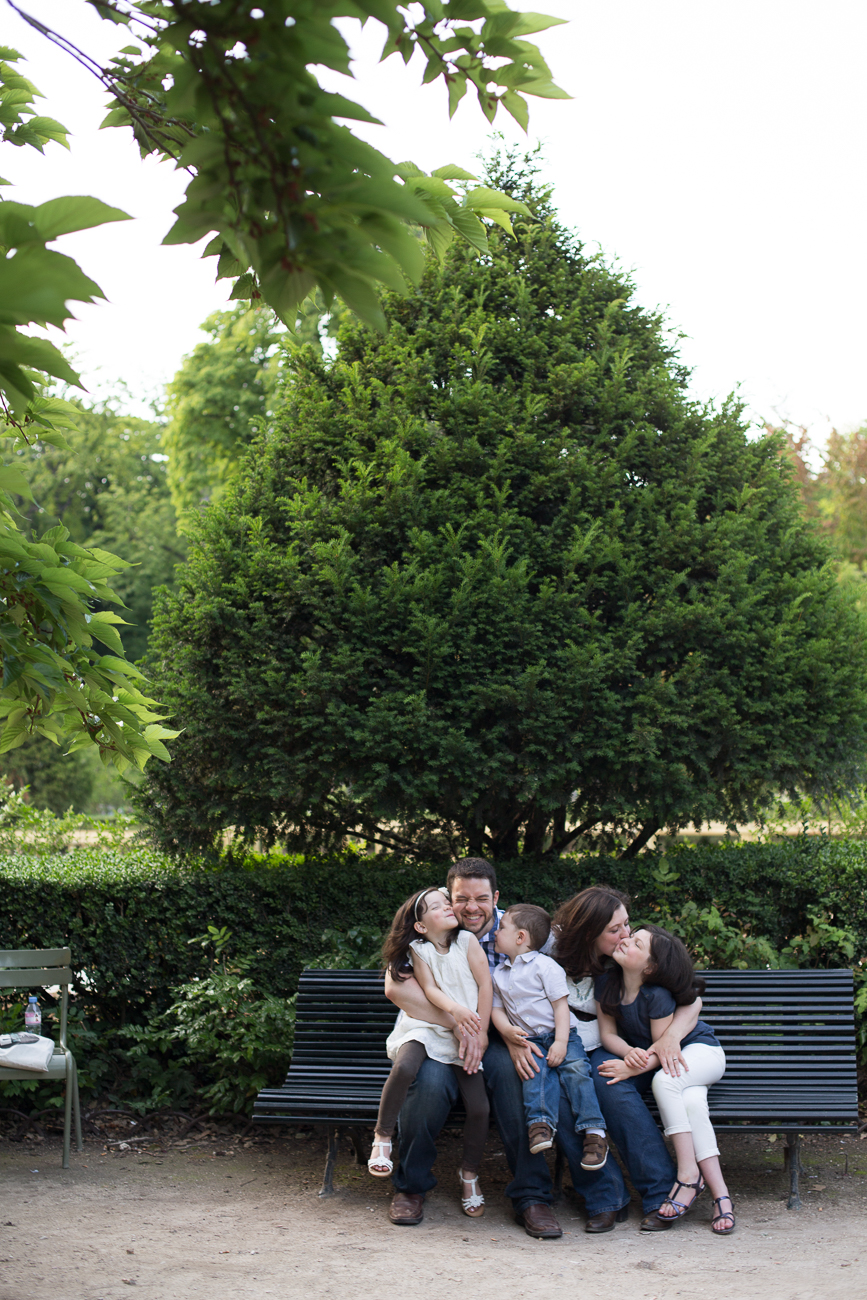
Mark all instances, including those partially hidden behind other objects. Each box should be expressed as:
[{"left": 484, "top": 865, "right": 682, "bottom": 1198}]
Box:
[{"left": 594, "top": 974, "right": 720, "bottom": 1051}]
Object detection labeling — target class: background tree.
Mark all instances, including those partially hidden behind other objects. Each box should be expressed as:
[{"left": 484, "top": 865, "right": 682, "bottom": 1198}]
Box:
[
  {"left": 163, "top": 307, "right": 282, "bottom": 521},
  {"left": 163, "top": 300, "right": 354, "bottom": 520},
  {"left": 0, "top": 399, "right": 182, "bottom": 810},
  {"left": 779, "top": 422, "right": 867, "bottom": 569},
  {"left": 137, "top": 155, "right": 867, "bottom": 860},
  {"left": 0, "top": 51, "right": 177, "bottom": 770},
  {"left": 14, "top": 400, "right": 183, "bottom": 662}
]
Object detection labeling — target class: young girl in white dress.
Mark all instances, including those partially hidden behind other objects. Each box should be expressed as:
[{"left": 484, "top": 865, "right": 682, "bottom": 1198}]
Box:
[{"left": 369, "top": 886, "right": 492, "bottom": 1217}]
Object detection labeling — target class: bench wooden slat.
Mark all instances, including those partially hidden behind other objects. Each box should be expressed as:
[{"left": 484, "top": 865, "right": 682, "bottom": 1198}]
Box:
[{"left": 0, "top": 949, "right": 71, "bottom": 968}]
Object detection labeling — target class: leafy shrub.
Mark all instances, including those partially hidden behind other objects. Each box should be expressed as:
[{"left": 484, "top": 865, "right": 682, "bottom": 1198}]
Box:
[{"left": 124, "top": 972, "right": 296, "bottom": 1115}]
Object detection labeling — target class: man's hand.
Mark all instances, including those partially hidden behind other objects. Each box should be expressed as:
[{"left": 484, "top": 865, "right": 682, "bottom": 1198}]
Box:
[
  {"left": 623, "top": 1045, "right": 649, "bottom": 1071},
  {"left": 507, "top": 1036, "right": 544, "bottom": 1082},
  {"left": 458, "top": 1028, "right": 488, "bottom": 1074},
  {"left": 651, "top": 1028, "right": 690, "bottom": 1077},
  {"left": 547, "top": 1039, "right": 567, "bottom": 1067},
  {"left": 596, "top": 1057, "right": 642, "bottom": 1086}
]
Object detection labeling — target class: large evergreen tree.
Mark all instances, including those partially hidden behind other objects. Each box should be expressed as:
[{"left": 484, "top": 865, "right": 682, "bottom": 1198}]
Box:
[{"left": 139, "top": 160, "right": 867, "bottom": 860}]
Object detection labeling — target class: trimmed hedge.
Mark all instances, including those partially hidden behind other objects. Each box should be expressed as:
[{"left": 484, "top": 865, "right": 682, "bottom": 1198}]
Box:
[
  {"left": 1, "top": 837, "right": 865, "bottom": 1018},
  {"left": 0, "top": 837, "right": 864, "bottom": 1109}
]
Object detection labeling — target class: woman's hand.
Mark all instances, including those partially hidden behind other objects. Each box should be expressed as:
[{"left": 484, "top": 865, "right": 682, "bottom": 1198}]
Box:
[
  {"left": 596, "top": 1057, "right": 641, "bottom": 1086},
  {"left": 623, "top": 1045, "right": 649, "bottom": 1071},
  {"left": 507, "top": 1036, "right": 544, "bottom": 1081},
  {"left": 650, "top": 1027, "right": 690, "bottom": 1077}
]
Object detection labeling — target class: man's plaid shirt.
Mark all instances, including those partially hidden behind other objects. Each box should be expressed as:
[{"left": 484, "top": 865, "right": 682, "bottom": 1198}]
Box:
[{"left": 478, "top": 907, "right": 507, "bottom": 972}]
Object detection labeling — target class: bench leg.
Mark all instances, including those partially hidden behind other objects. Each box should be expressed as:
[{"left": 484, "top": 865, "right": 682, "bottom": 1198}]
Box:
[
  {"left": 784, "top": 1131, "right": 802, "bottom": 1210},
  {"left": 62, "top": 1058, "right": 73, "bottom": 1170},
  {"left": 553, "top": 1142, "right": 565, "bottom": 1203},
  {"left": 319, "top": 1126, "right": 339, "bottom": 1198},
  {"left": 349, "top": 1127, "right": 367, "bottom": 1167},
  {"left": 72, "top": 1059, "right": 83, "bottom": 1153}
]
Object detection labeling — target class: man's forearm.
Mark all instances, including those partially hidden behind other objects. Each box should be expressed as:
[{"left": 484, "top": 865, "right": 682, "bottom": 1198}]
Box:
[{"left": 383, "top": 971, "right": 456, "bottom": 1029}]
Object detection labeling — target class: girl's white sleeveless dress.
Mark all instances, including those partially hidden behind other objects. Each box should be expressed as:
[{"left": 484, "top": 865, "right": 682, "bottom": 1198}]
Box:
[{"left": 385, "top": 929, "right": 481, "bottom": 1067}]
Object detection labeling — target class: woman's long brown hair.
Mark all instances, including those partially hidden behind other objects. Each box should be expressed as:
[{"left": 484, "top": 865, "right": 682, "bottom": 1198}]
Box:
[
  {"left": 381, "top": 888, "right": 456, "bottom": 982},
  {"left": 551, "top": 886, "right": 631, "bottom": 980}
]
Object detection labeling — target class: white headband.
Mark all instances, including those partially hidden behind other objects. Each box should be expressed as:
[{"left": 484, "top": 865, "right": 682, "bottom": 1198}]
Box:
[{"left": 414, "top": 886, "right": 449, "bottom": 919}]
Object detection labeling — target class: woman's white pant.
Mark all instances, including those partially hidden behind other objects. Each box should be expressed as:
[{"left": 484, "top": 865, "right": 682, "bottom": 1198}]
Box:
[{"left": 651, "top": 1043, "right": 726, "bottom": 1163}]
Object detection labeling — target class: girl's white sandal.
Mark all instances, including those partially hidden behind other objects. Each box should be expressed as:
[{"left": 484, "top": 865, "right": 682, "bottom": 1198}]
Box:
[
  {"left": 458, "top": 1168, "right": 485, "bottom": 1217},
  {"left": 368, "top": 1138, "right": 393, "bottom": 1177}
]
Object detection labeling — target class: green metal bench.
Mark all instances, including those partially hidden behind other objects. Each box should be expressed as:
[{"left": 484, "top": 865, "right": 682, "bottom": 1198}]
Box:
[
  {"left": 0, "top": 948, "right": 83, "bottom": 1168},
  {"left": 253, "top": 966, "right": 860, "bottom": 1207}
]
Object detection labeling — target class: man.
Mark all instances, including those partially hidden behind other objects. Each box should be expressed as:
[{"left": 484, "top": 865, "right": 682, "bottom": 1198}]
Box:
[{"left": 384, "top": 857, "right": 631, "bottom": 1238}]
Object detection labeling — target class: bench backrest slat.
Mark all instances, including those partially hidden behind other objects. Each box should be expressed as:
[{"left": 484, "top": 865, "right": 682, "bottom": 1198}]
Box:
[{"left": 253, "top": 967, "right": 859, "bottom": 1127}]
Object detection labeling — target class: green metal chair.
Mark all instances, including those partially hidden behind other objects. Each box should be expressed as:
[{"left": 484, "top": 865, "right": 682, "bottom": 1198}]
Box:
[{"left": 0, "top": 948, "right": 83, "bottom": 1168}]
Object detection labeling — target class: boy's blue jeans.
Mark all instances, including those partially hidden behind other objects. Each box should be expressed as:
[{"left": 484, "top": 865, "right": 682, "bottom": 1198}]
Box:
[{"left": 522, "top": 1028, "right": 604, "bottom": 1135}]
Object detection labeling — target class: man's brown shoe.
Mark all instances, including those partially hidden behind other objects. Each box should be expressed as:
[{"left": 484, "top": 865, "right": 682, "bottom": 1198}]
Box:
[
  {"left": 515, "top": 1203, "right": 562, "bottom": 1239},
  {"left": 585, "top": 1206, "right": 630, "bottom": 1233},
  {"left": 389, "top": 1192, "right": 424, "bottom": 1225}
]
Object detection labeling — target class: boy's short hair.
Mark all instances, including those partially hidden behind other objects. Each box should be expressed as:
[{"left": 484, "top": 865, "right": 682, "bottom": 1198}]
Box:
[
  {"left": 504, "top": 903, "right": 551, "bottom": 952},
  {"left": 447, "top": 857, "right": 498, "bottom": 894}
]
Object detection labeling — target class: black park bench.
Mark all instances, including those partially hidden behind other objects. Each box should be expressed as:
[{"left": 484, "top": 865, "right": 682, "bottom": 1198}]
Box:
[{"left": 253, "top": 967, "right": 860, "bottom": 1209}]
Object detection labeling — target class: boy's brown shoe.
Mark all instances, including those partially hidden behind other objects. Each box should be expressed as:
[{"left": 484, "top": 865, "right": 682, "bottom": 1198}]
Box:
[
  {"left": 581, "top": 1133, "right": 609, "bottom": 1170},
  {"left": 528, "top": 1122, "right": 554, "bottom": 1154}
]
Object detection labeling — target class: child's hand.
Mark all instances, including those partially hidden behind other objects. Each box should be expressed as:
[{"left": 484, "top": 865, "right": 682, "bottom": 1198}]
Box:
[
  {"left": 597, "top": 1057, "right": 639, "bottom": 1086},
  {"left": 623, "top": 1046, "right": 649, "bottom": 1071},
  {"left": 547, "top": 1040, "right": 567, "bottom": 1067},
  {"left": 500, "top": 1024, "right": 529, "bottom": 1049},
  {"left": 451, "top": 1004, "right": 482, "bottom": 1033}
]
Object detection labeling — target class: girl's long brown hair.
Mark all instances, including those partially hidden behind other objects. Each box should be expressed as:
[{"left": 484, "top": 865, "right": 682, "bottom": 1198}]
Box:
[
  {"left": 551, "top": 886, "right": 631, "bottom": 980},
  {"left": 381, "top": 888, "right": 457, "bottom": 982},
  {"left": 597, "top": 924, "right": 706, "bottom": 1016}
]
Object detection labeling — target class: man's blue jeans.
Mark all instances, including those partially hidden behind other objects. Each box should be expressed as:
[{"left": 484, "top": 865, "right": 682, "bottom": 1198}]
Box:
[
  {"left": 522, "top": 1028, "right": 604, "bottom": 1134},
  {"left": 393, "top": 1036, "right": 629, "bottom": 1217},
  {"left": 588, "top": 1045, "right": 675, "bottom": 1214}
]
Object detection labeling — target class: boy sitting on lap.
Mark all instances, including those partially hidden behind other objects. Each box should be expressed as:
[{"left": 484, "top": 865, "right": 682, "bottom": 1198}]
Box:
[{"left": 492, "top": 903, "right": 608, "bottom": 1169}]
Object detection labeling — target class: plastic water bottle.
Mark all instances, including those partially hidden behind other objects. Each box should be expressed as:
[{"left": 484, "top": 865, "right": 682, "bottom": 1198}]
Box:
[{"left": 24, "top": 996, "right": 41, "bottom": 1036}]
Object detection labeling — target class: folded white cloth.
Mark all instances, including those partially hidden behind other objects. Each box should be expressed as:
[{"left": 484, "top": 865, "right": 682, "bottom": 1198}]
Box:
[{"left": 0, "top": 1033, "right": 57, "bottom": 1072}]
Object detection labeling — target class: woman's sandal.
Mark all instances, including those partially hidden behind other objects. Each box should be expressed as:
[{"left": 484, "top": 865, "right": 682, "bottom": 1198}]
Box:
[
  {"left": 458, "top": 1168, "right": 485, "bottom": 1217},
  {"left": 711, "top": 1194, "right": 736, "bottom": 1235},
  {"left": 640, "top": 1176, "right": 705, "bottom": 1231},
  {"left": 367, "top": 1137, "right": 393, "bottom": 1177}
]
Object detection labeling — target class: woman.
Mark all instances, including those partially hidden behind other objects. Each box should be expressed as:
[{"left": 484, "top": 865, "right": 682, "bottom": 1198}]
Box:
[{"left": 550, "top": 887, "right": 702, "bottom": 1224}]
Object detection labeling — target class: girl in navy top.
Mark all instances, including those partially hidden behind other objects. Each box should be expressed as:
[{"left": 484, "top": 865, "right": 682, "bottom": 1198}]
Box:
[{"left": 595, "top": 924, "right": 735, "bottom": 1235}]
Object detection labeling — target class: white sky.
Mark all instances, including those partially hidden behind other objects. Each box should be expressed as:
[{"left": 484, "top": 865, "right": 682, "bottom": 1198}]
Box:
[{"left": 3, "top": 0, "right": 867, "bottom": 441}]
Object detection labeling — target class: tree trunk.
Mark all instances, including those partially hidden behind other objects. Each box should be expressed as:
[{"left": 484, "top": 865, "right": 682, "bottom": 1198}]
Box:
[
  {"left": 496, "top": 823, "right": 521, "bottom": 858},
  {"left": 619, "top": 820, "right": 661, "bottom": 859},
  {"left": 467, "top": 820, "right": 486, "bottom": 856},
  {"left": 522, "top": 804, "right": 549, "bottom": 856},
  {"left": 551, "top": 817, "right": 599, "bottom": 856}
]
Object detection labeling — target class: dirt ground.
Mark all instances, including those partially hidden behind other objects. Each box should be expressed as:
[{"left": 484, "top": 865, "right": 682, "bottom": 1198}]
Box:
[{"left": 1, "top": 1125, "right": 866, "bottom": 1300}]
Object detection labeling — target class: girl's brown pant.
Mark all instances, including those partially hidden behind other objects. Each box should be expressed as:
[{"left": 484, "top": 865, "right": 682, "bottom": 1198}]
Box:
[{"left": 376, "top": 1039, "right": 489, "bottom": 1172}]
